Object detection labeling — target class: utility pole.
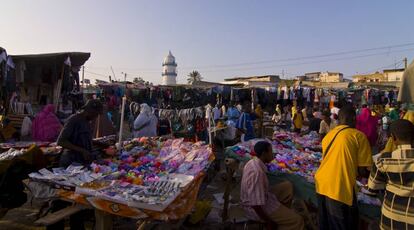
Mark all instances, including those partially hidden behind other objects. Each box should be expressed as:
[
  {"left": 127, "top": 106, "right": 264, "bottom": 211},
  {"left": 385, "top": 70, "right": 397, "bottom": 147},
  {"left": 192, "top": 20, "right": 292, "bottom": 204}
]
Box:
[{"left": 404, "top": 57, "right": 408, "bottom": 69}]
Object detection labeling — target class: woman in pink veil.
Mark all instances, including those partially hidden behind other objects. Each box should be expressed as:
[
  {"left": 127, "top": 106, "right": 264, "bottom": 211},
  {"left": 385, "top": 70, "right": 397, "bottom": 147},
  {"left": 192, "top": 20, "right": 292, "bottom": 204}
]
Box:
[
  {"left": 356, "top": 107, "right": 379, "bottom": 147},
  {"left": 32, "top": 104, "right": 62, "bottom": 142}
]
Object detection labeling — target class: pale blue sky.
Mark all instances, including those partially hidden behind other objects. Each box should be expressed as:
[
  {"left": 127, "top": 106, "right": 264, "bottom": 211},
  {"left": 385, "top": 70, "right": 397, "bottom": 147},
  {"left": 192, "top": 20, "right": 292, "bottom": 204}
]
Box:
[{"left": 1, "top": 0, "right": 414, "bottom": 84}]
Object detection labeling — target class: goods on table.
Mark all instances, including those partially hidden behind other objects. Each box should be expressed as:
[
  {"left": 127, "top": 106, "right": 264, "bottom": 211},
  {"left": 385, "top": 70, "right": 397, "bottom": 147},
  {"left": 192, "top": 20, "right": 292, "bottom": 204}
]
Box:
[
  {"left": 93, "top": 135, "right": 117, "bottom": 146},
  {"left": 226, "top": 136, "right": 321, "bottom": 183},
  {"left": 29, "top": 138, "right": 213, "bottom": 211},
  {"left": 273, "top": 131, "right": 322, "bottom": 150},
  {"left": 29, "top": 165, "right": 103, "bottom": 189},
  {"left": 0, "top": 148, "right": 26, "bottom": 161},
  {"left": 0, "top": 141, "right": 50, "bottom": 149}
]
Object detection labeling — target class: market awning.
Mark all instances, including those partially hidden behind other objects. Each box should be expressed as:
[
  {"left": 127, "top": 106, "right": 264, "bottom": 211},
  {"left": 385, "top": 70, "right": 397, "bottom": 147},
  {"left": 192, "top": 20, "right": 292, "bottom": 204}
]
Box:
[
  {"left": 398, "top": 60, "right": 414, "bottom": 103},
  {"left": 10, "top": 52, "right": 91, "bottom": 67}
]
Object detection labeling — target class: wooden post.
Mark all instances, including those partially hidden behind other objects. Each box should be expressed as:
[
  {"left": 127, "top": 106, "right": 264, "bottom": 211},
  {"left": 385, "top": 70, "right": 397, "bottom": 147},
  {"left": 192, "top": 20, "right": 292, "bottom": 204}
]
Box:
[
  {"left": 95, "top": 209, "right": 113, "bottom": 230},
  {"left": 117, "top": 96, "right": 126, "bottom": 149},
  {"left": 222, "top": 158, "right": 238, "bottom": 222}
]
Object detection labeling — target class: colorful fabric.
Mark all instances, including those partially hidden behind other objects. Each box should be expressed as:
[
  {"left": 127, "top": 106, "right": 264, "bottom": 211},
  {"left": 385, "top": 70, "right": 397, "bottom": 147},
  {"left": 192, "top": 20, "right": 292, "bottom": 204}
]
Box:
[
  {"left": 315, "top": 125, "right": 372, "bottom": 206},
  {"left": 356, "top": 108, "right": 379, "bottom": 146},
  {"left": 241, "top": 157, "right": 280, "bottom": 221},
  {"left": 368, "top": 145, "right": 414, "bottom": 229}
]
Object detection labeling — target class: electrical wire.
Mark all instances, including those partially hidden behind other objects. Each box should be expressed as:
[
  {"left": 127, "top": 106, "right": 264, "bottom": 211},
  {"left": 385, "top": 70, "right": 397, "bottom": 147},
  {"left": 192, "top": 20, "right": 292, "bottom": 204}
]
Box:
[{"left": 84, "top": 41, "right": 414, "bottom": 71}]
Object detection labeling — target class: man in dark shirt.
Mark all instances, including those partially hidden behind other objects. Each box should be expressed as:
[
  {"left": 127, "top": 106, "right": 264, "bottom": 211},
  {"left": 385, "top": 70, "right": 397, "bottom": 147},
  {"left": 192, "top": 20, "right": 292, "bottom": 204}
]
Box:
[
  {"left": 308, "top": 112, "right": 322, "bottom": 133},
  {"left": 57, "top": 99, "right": 103, "bottom": 167},
  {"left": 48, "top": 99, "right": 102, "bottom": 230}
]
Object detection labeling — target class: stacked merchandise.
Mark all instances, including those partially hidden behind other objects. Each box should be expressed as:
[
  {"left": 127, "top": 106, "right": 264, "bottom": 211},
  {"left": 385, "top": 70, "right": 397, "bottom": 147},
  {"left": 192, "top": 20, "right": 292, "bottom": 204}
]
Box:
[
  {"left": 29, "top": 137, "right": 214, "bottom": 211},
  {"left": 226, "top": 134, "right": 321, "bottom": 183}
]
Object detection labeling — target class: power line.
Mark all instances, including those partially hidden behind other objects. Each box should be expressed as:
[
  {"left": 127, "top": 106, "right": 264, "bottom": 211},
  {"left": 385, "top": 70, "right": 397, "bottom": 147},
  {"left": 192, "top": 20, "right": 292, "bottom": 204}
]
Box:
[
  {"left": 84, "top": 41, "right": 414, "bottom": 71},
  {"left": 183, "top": 42, "right": 414, "bottom": 69},
  {"left": 183, "top": 47, "right": 414, "bottom": 73}
]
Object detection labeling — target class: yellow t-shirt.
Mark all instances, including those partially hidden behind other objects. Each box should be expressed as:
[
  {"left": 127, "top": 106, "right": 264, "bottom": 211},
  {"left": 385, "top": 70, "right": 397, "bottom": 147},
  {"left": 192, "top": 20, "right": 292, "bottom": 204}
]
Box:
[{"left": 315, "top": 125, "right": 372, "bottom": 206}]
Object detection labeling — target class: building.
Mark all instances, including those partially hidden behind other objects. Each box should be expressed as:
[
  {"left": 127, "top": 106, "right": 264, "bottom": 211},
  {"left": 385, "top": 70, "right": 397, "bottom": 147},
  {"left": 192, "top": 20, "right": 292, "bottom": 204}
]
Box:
[
  {"left": 319, "top": 72, "right": 343, "bottom": 83},
  {"left": 222, "top": 75, "right": 280, "bottom": 88},
  {"left": 304, "top": 72, "right": 321, "bottom": 81},
  {"left": 303, "top": 71, "right": 343, "bottom": 82},
  {"left": 352, "top": 68, "right": 405, "bottom": 83},
  {"left": 162, "top": 51, "right": 177, "bottom": 85},
  {"left": 352, "top": 72, "right": 386, "bottom": 83},
  {"left": 383, "top": 68, "right": 405, "bottom": 82}
]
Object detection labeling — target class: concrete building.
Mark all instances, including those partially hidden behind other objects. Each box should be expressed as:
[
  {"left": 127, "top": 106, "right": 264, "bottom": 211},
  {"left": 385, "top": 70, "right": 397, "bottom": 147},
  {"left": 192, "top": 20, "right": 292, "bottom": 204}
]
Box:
[
  {"left": 383, "top": 68, "right": 405, "bottom": 82},
  {"left": 222, "top": 75, "right": 280, "bottom": 88},
  {"left": 352, "top": 68, "right": 405, "bottom": 83},
  {"left": 352, "top": 72, "right": 386, "bottom": 83},
  {"left": 162, "top": 51, "right": 177, "bottom": 85},
  {"left": 304, "top": 72, "right": 321, "bottom": 81},
  {"left": 319, "top": 72, "right": 343, "bottom": 83}
]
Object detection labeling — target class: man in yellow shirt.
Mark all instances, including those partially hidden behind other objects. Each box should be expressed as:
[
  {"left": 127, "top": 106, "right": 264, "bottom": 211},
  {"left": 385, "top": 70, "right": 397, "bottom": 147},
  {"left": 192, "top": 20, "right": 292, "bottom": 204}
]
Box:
[{"left": 315, "top": 105, "right": 372, "bottom": 230}]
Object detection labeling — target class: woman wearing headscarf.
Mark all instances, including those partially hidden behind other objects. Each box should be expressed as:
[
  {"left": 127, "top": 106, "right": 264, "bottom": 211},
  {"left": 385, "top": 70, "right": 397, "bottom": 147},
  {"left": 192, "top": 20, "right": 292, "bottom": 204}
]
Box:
[
  {"left": 292, "top": 106, "right": 303, "bottom": 133},
  {"left": 32, "top": 104, "right": 62, "bottom": 142},
  {"left": 356, "top": 107, "right": 379, "bottom": 147},
  {"left": 272, "top": 104, "right": 282, "bottom": 124},
  {"left": 133, "top": 103, "right": 158, "bottom": 138}
]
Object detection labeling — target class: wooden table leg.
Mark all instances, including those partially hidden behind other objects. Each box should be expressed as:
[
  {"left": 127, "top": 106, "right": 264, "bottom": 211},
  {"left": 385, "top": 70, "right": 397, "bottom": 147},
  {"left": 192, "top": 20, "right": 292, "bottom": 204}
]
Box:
[
  {"left": 222, "top": 158, "right": 239, "bottom": 222},
  {"left": 95, "top": 209, "right": 113, "bottom": 230}
]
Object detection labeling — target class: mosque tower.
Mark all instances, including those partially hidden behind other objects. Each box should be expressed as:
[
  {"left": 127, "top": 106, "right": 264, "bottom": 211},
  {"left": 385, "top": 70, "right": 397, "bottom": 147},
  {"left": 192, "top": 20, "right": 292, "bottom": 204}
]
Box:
[{"left": 162, "top": 51, "right": 177, "bottom": 85}]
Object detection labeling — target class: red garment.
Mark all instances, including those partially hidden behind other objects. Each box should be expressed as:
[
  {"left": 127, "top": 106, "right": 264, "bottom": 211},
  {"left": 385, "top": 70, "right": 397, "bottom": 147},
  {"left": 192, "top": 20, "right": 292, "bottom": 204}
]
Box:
[
  {"left": 32, "top": 104, "right": 62, "bottom": 142},
  {"left": 356, "top": 108, "right": 378, "bottom": 146}
]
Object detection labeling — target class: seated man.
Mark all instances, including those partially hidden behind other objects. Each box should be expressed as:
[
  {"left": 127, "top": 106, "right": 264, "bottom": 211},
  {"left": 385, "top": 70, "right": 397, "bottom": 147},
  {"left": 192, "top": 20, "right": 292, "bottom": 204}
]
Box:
[
  {"left": 368, "top": 119, "right": 414, "bottom": 229},
  {"left": 240, "top": 141, "right": 304, "bottom": 230}
]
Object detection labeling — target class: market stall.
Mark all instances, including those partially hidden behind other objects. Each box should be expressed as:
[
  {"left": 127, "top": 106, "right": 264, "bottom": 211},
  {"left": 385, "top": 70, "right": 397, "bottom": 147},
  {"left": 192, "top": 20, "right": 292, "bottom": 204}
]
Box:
[
  {"left": 27, "top": 137, "right": 214, "bottom": 229},
  {"left": 222, "top": 131, "right": 381, "bottom": 223}
]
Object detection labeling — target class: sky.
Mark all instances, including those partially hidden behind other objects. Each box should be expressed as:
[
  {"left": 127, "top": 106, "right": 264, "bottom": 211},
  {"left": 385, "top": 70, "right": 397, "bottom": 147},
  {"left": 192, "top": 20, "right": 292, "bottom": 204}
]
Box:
[{"left": 1, "top": 0, "right": 414, "bottom": 84}]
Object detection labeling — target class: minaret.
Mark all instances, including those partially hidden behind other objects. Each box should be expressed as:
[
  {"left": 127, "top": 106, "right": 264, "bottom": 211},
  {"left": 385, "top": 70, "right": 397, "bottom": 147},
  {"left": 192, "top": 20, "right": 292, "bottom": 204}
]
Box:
[{"left": 162, "top": 51, "right": 177, "bottom": 85}]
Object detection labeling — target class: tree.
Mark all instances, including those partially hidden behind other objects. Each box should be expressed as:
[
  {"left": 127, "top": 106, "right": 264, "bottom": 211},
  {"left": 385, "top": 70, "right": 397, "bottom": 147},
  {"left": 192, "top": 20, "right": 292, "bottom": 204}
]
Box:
[{"left": 187, "top": 70, "right": 202, "bottom": 84}]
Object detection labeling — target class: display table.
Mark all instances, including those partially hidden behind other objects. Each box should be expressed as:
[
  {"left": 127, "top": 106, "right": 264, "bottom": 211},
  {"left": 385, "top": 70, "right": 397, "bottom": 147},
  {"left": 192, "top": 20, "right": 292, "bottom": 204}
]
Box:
[
  {"left": 28, "top": 138, "right": 214, "bottom": 229},
  {"left": 222, "top": 135, "right": 381, "bottom": 223}
]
